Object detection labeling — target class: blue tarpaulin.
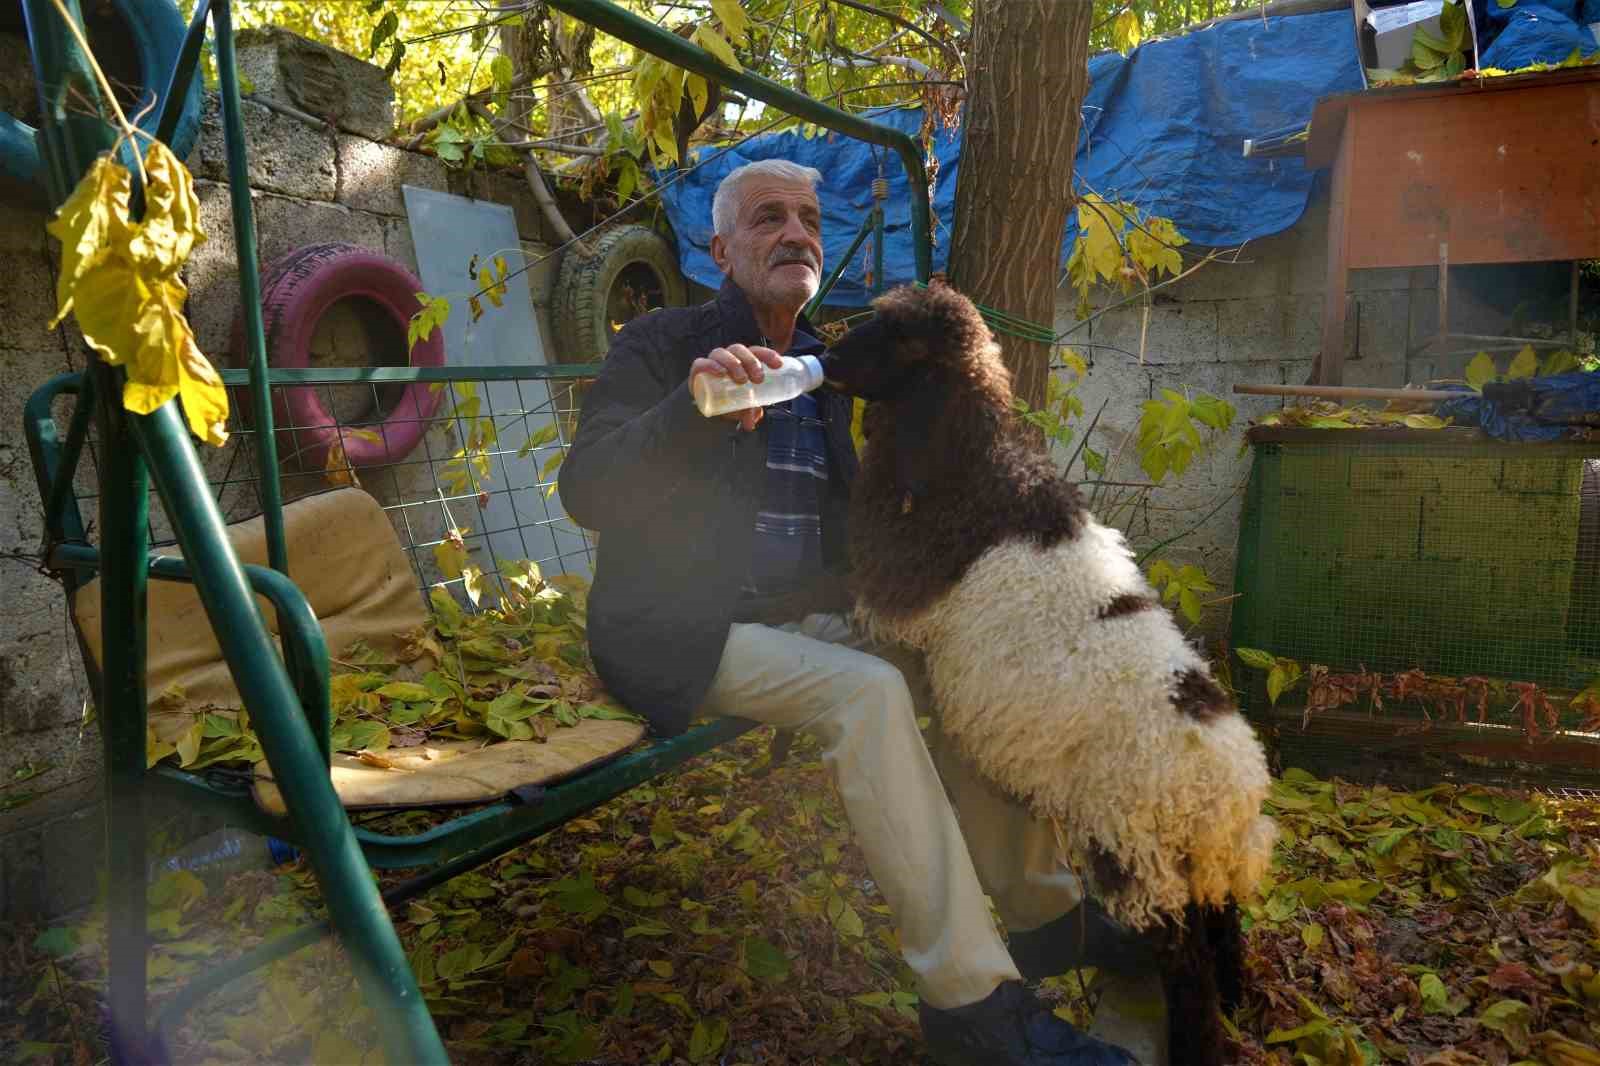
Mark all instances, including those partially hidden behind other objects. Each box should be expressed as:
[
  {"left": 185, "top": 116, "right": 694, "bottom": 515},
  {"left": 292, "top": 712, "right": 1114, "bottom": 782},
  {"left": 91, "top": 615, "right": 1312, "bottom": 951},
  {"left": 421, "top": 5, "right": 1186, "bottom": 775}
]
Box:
[
  {"left": 1437, "top": 373, "right": 1600, "bottom": 441},
  {"left": 656, "top": 4, "right": 1598, "bottom": 307}
]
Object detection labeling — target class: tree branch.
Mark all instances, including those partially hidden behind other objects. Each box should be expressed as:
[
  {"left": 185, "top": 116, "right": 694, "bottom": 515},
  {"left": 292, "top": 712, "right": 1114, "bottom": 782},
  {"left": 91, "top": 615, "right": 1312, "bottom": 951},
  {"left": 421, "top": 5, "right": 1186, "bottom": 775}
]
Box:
[
  {"left": 405, "top": 67, "right": 548, "bottom": 149},
  {"left": 466, "top": 99, "right": 589, "bottom": 253},
  {"left": 828, "top": 0, "right": 963, "bottom": 71}
]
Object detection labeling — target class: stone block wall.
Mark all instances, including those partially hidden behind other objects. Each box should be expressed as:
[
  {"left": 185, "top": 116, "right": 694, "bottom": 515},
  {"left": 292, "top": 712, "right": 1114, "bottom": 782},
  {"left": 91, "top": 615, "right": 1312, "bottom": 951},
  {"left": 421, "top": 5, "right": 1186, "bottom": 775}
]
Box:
[{"left": 1054, "top": 192, "right": 1573, "bottom": 646}]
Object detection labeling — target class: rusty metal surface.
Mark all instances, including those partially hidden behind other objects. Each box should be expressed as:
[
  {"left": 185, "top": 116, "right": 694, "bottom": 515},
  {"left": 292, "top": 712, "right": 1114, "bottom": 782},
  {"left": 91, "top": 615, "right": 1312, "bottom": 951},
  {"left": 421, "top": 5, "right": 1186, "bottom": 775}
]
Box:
[{"left": 1308, "top": 69, "right": 1600, "bottom": 269}]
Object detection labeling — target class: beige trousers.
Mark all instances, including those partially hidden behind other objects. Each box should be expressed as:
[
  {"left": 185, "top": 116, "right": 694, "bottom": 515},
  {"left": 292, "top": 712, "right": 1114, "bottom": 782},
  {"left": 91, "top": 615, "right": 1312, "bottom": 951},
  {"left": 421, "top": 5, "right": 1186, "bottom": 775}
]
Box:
[{"left": 699, "top": 612, "right": 1084, "bottom": 1010}]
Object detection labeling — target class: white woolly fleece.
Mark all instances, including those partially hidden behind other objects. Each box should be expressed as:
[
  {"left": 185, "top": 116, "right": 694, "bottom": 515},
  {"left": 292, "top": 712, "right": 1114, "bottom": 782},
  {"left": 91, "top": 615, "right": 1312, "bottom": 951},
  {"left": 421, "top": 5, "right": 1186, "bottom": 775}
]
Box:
[{"left": 856, "top": 517, "right": 1277, "bottom": 931}]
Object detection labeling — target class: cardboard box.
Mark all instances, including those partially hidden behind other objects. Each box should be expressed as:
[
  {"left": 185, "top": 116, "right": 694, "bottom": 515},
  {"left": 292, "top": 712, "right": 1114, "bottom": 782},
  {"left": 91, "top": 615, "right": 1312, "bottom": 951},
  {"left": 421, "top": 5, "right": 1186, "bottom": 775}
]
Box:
[{"left": 1350, "top": 0, "right": 1481, "bottom": 88}]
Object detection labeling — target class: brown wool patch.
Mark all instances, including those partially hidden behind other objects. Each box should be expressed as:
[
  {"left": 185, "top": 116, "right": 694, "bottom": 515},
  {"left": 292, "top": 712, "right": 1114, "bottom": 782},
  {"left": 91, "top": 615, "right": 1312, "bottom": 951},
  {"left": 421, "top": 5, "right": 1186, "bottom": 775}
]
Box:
[
  {"left": 1098, "top": 593, "right": 1157, "bottom": 620},
  {"left": 1089, "top": 842, "right": 1134, "bottom": 897},
  {"left": 1170, "top": 668, "right": 1232, "bottom": 722}
]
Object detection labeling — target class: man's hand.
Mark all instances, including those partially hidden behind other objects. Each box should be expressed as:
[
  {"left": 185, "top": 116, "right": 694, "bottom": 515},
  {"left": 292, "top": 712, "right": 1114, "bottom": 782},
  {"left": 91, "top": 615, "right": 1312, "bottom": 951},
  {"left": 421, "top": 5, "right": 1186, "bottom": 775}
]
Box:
[{"left": 689, "top": 344, "right": 785, "bottom": 431}]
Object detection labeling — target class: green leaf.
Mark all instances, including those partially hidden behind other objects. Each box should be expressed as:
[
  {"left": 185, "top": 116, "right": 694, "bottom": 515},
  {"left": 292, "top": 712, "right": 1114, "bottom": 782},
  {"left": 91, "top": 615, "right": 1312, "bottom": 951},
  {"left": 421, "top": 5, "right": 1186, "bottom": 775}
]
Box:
[
  {"left": 1265, "top": 1018, "right": 1331, "bottom": 1044},
  {"left": 1301, "top": 922, "right": 1325, "bottom": 950},
  {"left": 552, "top": 871, "right": 608, "bottom": 920},
  {"left": 1179, "top": 587, "right": 1202, "bottom": 624},
  {"left": 1439, "top": 0, "right": 1468, "bottom": 50},
  {"left": 1478, "top": 999, "right": 1534, "bottom": 1054},
  {"left": 1419, "top": 972, "right": 1451, "bottom": 1013},
  {"left": 1466, "top": 352, "right": 1498, "bottom": 390},
  {"left": 1267, "top": 660, "right": 1303, "bottom": 706},
  {"left": 743, "top": 936, "right": 790, "bottom": 981},
  {"left": 490, "top": 54, "right": 514, "bottom": 94},
  {"left": 376, "top": 681, "right": 430, "bottom": 702},
  {"left": 33, "top": 926, "right": 79, "bottom": 958},
  {"left": 688, "top": 1018, "right": 728, "bottom": 1063},
  {"left": 1237, "top": 647, "right": 1278, "bottom": 670},
  {"left": 1367, "top": 826, "right": 1415, "bottom": 856},
  {"left": 369, "top": 11, "right": 398, "bottom": 58}
]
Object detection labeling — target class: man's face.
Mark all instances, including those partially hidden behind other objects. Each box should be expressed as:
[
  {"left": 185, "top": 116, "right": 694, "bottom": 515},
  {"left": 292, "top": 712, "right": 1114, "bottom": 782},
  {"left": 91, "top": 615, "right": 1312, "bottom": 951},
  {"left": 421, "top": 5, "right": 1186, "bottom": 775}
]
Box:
[{"left": 711, "top": 177, "right": 824, "bottom": 313}]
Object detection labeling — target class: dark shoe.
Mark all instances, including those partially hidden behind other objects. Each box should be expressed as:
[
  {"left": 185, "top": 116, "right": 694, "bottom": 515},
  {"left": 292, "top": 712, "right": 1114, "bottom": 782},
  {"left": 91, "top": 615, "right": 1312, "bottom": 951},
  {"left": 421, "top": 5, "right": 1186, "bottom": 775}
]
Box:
[
  {"left": 1008, "top": 900, "right": 1162, "bottom": 983},
  {"left": 921, "top": 980, "right": 1136, "bottom": 1066}
]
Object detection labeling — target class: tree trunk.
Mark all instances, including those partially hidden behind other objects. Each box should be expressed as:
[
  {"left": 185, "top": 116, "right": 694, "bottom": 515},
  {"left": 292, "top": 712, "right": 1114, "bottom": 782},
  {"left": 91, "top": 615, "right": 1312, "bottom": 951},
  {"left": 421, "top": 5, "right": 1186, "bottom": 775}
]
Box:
[{"left": 947, "top": 0, "right": 1093, "bottom": 409}]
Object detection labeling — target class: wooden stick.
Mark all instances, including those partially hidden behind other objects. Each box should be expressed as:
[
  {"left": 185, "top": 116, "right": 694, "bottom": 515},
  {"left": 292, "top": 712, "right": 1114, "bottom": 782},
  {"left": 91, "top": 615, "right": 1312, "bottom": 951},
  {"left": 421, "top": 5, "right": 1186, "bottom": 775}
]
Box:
[{"left": 1233, "top": 383, "right": 1464, "bottom": 402}]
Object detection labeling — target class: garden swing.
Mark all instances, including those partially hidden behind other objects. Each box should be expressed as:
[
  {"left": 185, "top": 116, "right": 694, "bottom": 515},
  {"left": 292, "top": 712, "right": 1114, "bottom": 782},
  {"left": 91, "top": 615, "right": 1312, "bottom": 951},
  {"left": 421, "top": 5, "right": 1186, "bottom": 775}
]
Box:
[{"left": 17, "top": 0, "right": 931, "bottom": 1060}]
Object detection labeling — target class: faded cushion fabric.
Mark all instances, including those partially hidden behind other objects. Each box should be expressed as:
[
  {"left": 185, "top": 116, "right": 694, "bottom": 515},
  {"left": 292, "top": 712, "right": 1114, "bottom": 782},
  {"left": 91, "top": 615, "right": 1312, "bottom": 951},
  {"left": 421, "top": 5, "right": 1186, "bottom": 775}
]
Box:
[{"left": 73, "top": 487, "right": 642, "bottom": 810}]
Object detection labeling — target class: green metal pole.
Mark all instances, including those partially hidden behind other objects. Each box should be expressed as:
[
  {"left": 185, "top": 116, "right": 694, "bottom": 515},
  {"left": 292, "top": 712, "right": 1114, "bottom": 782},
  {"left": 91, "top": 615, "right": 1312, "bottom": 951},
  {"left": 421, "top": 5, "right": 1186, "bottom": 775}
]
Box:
[
  {"left": 130, "top": 402, "right": 446, "bottom": 1065},
  {"left": 154, "top": 0, "right": 211, "bottom": 148},
  {"left": 543, "top": 0, "right": 933, "bottom": 284},
  {"left": 211, "top": 0, "right": 288, "bottom": 577},
  {"left": 20, "top": 4, "right": 154, "bottom": 1058},
  {"left": 804, "top": 210, "right": 876, "bottom": 320}
]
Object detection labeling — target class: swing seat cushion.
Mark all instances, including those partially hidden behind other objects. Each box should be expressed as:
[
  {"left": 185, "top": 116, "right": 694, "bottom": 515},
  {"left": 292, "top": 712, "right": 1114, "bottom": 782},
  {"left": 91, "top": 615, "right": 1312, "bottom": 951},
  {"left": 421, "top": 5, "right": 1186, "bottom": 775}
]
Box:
[{"left": 71, "top": 487, "right": 645, "bottom": 812}]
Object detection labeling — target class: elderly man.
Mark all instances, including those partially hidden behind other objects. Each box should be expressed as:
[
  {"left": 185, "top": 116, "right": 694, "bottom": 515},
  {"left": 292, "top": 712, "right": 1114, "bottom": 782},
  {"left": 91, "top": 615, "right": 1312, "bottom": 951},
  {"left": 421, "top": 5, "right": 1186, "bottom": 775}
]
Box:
[{"left": 558, "top": 159, "right": 1142, "bottom": 1066}]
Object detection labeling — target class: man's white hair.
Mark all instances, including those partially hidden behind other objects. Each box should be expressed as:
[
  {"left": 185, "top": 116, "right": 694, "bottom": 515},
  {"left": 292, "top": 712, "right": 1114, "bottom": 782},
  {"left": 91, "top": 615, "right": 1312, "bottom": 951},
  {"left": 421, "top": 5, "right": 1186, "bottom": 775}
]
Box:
[{"left": 711, "top": 159, "right": 823, "bottom": 238}]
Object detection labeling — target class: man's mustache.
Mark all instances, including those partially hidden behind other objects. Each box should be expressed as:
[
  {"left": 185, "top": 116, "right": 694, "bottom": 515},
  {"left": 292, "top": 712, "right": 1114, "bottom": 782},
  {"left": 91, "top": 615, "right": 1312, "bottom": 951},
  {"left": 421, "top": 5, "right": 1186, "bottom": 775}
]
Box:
[{"left": 768, "top": 248, "right": 819, "bottom": 271}]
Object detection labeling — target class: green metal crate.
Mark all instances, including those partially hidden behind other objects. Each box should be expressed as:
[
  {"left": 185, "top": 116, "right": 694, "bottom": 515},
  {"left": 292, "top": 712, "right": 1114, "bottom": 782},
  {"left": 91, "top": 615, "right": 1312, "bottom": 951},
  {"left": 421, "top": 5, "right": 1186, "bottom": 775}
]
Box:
[{"left": 1231, "top": 426, "right": 1600, "bottom": 788}]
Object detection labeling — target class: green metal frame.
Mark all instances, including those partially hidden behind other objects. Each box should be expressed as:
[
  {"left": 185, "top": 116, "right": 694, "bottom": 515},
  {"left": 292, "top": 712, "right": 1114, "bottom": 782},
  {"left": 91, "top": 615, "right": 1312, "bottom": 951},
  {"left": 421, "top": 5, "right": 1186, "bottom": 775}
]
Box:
[{"left": 21, "top": 0, "right": 931, "bottom": 1060}]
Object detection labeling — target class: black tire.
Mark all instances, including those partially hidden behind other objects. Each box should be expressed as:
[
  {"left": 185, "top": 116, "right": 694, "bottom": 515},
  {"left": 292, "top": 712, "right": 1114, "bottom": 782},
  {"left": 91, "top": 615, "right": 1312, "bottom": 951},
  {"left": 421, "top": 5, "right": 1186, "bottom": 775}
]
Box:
[
  {"left": 551, "top": 224, "right": 687, "bottom": 365},
  {"left": 550, "top": 224, "right": 687, "bottom": 439}
]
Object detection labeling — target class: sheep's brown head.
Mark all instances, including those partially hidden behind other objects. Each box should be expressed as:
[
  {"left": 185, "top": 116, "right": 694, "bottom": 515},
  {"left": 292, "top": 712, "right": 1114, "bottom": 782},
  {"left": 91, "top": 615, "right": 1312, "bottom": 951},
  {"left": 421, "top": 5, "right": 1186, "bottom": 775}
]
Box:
[
  {"left": 819, "top": 282, "right": 1008, "bottom": 404},
  {"left": 821, "top": 282, "right": 1014, "bottom": 508}
]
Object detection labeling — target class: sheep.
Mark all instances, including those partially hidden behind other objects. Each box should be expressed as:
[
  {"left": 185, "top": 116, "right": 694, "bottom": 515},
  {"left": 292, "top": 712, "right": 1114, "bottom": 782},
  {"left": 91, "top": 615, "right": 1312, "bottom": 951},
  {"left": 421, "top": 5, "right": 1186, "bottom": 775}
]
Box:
[{"left": 819, "top": 281, "right": 1278, "bottom": 1066}]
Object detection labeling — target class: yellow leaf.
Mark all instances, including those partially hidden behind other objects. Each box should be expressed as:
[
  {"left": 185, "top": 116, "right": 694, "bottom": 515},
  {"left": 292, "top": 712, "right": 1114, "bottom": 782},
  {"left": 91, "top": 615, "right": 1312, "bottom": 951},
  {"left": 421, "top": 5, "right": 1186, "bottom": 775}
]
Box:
[
  {"left": 1543, "top": 349, "right": 1579, "bottom": 376},
  {"left": 324, "top": 439, "right": 359, "bottom": 488},
  {"left": 711, "top": 0, "right": 750, "bottom": 45},
  {"left": 1112, "top": 8, "right": 1143, "bottom": 52},
  {"left": 433, "top": 529, "right": 470, "bottom": 580},
  {"left": 46, "top": 154, "right": 132, "bottom": 325},
  {"left": 693, "top": 25, "right": 741, "bottom": 71},
  {"left": 130, "top": 140, "right": 205, "bottom": 279},
  {"left": 47, "top": 144, "right": 226, "bottom": 445},
  {"left": 1506, "top": 345, "right": 1539, "bottom": 380},
  {"left": 462, "top": 564, "right": 487, "bottom": 607},
  {"left": 176, "top": 719, "right": 204, "bottom": 767},
  {"left": 686, "top": 74, "right": 709, "bottom": 121},
  {"left": 1465, "top": 352, "right": 1497, "bottom": 391}
]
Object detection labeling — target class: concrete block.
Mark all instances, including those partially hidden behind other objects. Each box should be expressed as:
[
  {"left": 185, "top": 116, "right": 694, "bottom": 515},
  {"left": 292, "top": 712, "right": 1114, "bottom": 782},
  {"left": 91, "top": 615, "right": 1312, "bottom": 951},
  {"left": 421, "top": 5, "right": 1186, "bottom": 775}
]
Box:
[
  {"left": 0, "top": 632, "right": 91, "bottom": 734},
  {"left": 0, "top": 193, "right": 48, "bottom": 253},
  {"left": 0, "top": 247, "right": 59, "bottom": 352},
  {"left": 254, "top": 194, "right": 386, "bottom": 272},
  {"left": 385, "top": 216, "right": 418, "bottom": 273},
  {"left": 184, "top": 180, "right": 245, "bottom": 359},
  {"left": 0, "top": 779, "right": 104, "bottom": 922},
  {"left": 339, "top": 138, "right": 449, "bottom": 217},
  {"left": 236, "top": 27, "right": 396, "bottom": 141},
  {"left": 0, "top": 32, "right": 37, "bottom": 128},
  {"left": 1216, "top": 296, "right": 1293, "bottom": 364},
  {"left": 1162, "top": 228, "right": 1298, "bottom": 304},
  {"left": 452, "top": 168, "right": 549, "bottom": 243},
  {"left": 1350, "top": 290, "right": 1412, "bottom": 365},
  {"left": 1090, "top": 299, "right": 1220, "bottom": 366},
  {"left": 195, "top": 94, "right": 337, "bottom": 203}
]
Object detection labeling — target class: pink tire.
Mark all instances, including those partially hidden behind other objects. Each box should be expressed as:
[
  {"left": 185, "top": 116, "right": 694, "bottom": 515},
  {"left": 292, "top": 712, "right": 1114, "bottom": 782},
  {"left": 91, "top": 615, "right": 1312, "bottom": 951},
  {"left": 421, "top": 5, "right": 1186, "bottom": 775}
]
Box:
[{"left": 231, "top": 243, "right": 446, "bottom": 471}]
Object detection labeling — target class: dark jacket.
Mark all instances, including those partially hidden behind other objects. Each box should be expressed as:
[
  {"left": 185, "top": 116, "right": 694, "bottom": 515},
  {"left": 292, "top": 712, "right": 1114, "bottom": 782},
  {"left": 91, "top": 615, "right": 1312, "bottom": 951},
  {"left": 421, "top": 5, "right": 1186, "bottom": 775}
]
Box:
[{"left": 558, "top": 279, "right": 859, "bottom": 736}]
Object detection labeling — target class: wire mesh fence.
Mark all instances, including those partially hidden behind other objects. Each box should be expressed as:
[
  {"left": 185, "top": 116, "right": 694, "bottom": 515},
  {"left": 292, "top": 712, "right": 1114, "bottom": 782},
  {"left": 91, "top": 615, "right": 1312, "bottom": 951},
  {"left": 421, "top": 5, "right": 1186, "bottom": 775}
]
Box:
[
  {"left": 49, "top": 366, "right": 599, "bottom": 609},
  {"left": 1231, "top": 429, "right": 1600, "bottom": 787}
]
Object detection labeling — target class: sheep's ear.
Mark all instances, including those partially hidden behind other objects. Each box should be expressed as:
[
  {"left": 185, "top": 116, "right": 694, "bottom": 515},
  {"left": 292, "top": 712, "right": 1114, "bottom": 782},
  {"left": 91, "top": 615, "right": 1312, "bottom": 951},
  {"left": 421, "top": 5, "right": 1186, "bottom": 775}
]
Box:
[{"left": 892, "top": 373, "right": 945, "bottom": 513}]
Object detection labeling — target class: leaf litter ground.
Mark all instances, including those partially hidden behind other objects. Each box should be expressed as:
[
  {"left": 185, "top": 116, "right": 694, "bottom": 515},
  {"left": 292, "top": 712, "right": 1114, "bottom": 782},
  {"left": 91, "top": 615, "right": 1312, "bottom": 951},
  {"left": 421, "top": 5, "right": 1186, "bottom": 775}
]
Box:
[{"left": 7, "top": 747, "right": 1600, "bottom": 1065}]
